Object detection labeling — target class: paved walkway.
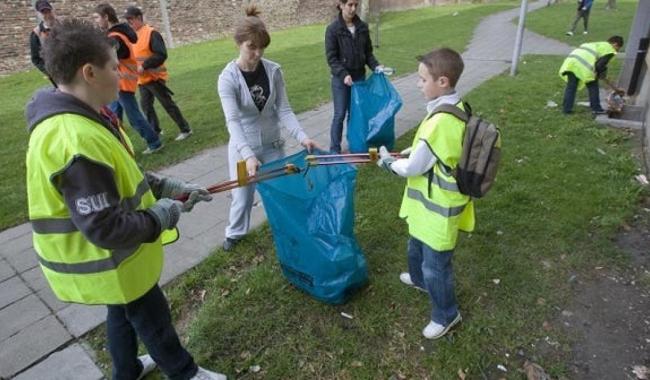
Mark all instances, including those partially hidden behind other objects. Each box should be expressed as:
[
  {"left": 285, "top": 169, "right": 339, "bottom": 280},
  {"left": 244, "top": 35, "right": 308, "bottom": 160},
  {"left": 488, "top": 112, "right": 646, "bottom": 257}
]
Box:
[{"left": 0, "top": 3, "right": 571, "bottom": 379}]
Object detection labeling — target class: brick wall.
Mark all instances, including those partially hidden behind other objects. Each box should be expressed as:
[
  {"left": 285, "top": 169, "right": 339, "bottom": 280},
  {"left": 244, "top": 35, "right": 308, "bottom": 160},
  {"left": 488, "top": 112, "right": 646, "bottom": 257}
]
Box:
[
  {"left": 1, "top": 0, "right": 469, "bottom": 75},
  {"left": 1, "top": 0, "right": 338, "bottom": 75}
]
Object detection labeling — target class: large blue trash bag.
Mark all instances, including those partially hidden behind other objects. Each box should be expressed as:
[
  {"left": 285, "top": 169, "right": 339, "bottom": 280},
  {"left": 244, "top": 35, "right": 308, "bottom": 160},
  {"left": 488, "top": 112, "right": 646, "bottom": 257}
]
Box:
[
  {"left": 347, "top": 72, "right": 403, "bottom": 153},
  {"left": 256, "top": 150, "right": 368, "bottom": 304}
]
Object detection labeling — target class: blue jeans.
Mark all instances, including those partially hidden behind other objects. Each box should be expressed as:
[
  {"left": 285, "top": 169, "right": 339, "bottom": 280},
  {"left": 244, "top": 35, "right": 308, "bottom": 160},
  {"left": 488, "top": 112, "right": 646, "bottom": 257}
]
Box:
[
  {"left": 110, "top": 91, "right": 162, "bottom": 150},
  {"left": 407, "top": 237, "right": 459, "bottom": 326},
  {"left": 106, "top": 284, "right": 198, "bottom": 380},
  {"left": 329, "top": 76, "right": 351, "bottom": 153},
  {"left": 562, "top": 72, "right": 603, "bottom": 113}
]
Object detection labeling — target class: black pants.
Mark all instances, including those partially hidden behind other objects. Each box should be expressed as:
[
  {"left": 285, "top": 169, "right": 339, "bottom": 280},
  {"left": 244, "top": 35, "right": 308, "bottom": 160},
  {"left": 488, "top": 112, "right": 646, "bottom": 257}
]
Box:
[
  {"left": 569, "top": 9, "right": 590, "bottom": 33},
  {"left": 106, "top": 284, "right": 198, "bottom": 380},
  {"left": 139, "top": 80, "right": 190, "bottom": 134},
  {"left": 562, "top": 72, "right": 603, "bottom": 113}
]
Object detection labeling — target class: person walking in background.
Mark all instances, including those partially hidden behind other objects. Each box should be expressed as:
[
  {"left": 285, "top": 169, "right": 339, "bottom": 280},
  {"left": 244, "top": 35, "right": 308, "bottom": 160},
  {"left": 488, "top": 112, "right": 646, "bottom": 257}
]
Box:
[
  {"left": 218, "top": 5, "right": 319, "bottom": 251},
  {"left": 559, "top": 36, "right": 624, "bottom": 115},
  {"left": 93, "top": 3, "right": 164, "bottom": 155},
  {"left": 29, "top": 0, "right": 59, "bottom": 79},
  {"left": 566, "top": 0, "right": 593, "bottom": 36},
  {"left": 325, "top": 0, "right": 382, "bottom": 153},
  {"left": 124, "top": 6, "right": 193, "bottom": 141}
]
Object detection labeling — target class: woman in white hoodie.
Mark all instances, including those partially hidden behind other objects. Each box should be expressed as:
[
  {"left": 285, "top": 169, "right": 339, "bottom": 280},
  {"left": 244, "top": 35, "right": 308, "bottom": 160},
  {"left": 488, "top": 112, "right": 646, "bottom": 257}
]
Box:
[{"left": 218, "top": 5, "right": 318, "bottom": 251}]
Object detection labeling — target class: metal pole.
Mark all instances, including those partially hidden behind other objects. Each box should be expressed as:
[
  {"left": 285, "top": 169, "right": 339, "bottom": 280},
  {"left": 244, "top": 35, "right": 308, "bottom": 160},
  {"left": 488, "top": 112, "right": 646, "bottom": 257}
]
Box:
[
  {"left": 510, "top": 0, "right": 528, "bottom": 76},
  {"left": 158, "top": 0, "right": 174, "bottom": 48}
]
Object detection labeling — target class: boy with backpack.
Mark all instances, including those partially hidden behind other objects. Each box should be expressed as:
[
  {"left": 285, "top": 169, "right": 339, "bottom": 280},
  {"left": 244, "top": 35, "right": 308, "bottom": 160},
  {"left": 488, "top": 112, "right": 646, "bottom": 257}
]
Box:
[{"left": 377, "top": 47, "right": 499, "bottom": 339}]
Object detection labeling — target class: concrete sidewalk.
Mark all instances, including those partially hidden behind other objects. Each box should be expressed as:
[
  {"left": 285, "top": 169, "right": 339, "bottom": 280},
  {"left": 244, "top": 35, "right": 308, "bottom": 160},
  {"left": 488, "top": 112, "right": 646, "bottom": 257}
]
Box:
[{"left": 0, "top": 3, "right": 571, "bottom": 378}]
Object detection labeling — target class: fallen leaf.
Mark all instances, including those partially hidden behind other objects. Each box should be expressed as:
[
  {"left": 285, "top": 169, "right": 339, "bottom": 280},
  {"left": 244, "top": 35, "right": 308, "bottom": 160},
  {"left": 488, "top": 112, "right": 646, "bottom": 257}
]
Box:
[
  {"left": 458, "top": 368, "right": 467, "bottom": 380},
  {"left": 537, "top": 298, "right": 546, "bottom": 306},
  {"left": 523, "top": 361, "right": 550, "bottom": 380},
  {"left": 351, "top": 360, "right": 363, "bottom": 367},
  {"left": 250, "top": 365, "right": 261, "bottom": 373},
  {"left": 497, "top": 364, "right": 507, "bottom": 372},
  {"left": 596, "top": 148, "right": 606, "bottom": 155},
  {"left": 633, "top": 365, "right": 649, "bottom": 380},
  {"left": 542, "top": 321, "right": 552, "bottom": 331},
  {"left": 492, "top": 279, "right": 501, "bottom": 285},
  {"left": 635, "top": 174, "right": 649, "bottom": 185}
]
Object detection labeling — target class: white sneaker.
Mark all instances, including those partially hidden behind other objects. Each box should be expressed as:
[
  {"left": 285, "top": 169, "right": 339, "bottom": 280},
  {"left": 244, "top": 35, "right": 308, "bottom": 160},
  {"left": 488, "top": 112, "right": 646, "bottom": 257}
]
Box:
[
  {"left": 190, "top": 367, "right": 227, "bottom": 380},
  {"left": 583, "top": 30, "right": 589, "bottom": 35},
  {"left": 422, "top": 313, "right": 462, "bottom": 339},
  {"left": 136, "top": 355, "right": 157, "bottom": 380},
  {"left": 399, "top": 273, "right": 426, "bottom": 293},
  {"left": 142, "top": 144, "right": 164, "bottom": 155},
  {"left": 175, "top": 130, "right": 193, "bottom": 141},
  {"left": 565, "top": 31, "right": 574, "bottom": 36}
]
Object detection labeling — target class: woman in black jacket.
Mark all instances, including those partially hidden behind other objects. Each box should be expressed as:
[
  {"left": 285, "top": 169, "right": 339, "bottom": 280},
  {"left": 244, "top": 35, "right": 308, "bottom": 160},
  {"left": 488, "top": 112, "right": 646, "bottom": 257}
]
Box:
[{"left": 325, "top": 0, "right": 381, "bottom": 153}]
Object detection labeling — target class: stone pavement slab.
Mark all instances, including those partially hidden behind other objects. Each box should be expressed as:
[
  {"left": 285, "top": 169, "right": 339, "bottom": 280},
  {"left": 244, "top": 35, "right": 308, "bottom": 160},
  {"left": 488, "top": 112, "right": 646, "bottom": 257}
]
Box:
[
  {"left": 0, "top": 276, "right": 31, "bottom": 309},
  {"left": 0, "top": 316, "right": 71, "bottom": 379},
  {"left": 0, "top": 2, "right": 575, "bottom": 378},
  {"left": 13, "top": 344, "right": 103, "bottom": 380}
]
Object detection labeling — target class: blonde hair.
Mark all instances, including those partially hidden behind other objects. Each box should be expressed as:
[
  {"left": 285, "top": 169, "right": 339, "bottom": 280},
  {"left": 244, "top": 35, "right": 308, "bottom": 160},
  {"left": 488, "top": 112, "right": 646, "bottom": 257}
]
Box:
[
  {"left": 234, "top": 5, "right": 270, "bottom": 48},
  {"left": 417, "top": 48, "right": 464, "bottom": 87}
]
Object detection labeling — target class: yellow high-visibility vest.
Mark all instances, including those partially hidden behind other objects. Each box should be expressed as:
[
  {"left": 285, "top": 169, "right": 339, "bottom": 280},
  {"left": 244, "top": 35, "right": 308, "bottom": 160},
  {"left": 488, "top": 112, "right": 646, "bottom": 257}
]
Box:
[
  {"left": 399, "top": 104, "right": 475, "bottom": 251},
  {"left": 27, "top": 113, "right": 164, "bottom": 304},
  {"left": 559, "top": 42, "right": 617, "bottom": 89}
]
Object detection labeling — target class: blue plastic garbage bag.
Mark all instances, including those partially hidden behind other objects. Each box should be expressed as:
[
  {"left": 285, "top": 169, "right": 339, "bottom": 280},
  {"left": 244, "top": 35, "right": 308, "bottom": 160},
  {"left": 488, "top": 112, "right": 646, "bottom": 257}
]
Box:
[
  {"left": 347, "top": 72, "right": 403, "bottom": 153},
  {"left": 257, "top": 150, "right": 368, "bottom": 304}
]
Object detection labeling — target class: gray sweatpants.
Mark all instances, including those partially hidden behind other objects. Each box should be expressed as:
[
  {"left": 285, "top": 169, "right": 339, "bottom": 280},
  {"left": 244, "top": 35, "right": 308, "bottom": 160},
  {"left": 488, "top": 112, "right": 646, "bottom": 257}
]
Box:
[{"left": 225, "top": 143, "right": 285, "bottom": 240}]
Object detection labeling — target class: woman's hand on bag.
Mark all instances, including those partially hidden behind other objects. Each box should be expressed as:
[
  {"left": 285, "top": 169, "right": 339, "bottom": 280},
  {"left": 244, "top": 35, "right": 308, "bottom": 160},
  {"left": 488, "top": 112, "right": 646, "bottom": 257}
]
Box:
[
  {"left": 343, "top": 75, "right": 353, "bottom": 86},
  {"left": 246, "top": 156, "right": 261, "bottom": 176},
  {"left": 301, "top": 138, "right": 320, "bottom": 153}
]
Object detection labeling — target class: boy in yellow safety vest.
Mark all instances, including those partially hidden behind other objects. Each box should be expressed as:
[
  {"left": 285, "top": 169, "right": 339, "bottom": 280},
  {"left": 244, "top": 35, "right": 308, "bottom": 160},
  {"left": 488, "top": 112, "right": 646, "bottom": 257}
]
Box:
[
  {"left": 376, "top": 48, "right": 473, "bottom": 339},
  {"left": 25, "top": 19, "right": 226, "bottom": 380},
  {"left": 559, "top": 35, "right": 624, "bottom": 115}
]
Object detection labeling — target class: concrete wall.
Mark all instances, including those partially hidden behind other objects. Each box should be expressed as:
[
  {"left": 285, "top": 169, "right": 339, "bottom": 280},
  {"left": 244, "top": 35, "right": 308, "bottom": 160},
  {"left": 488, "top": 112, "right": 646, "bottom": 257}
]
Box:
[
  {"left": 619, "top": 0, "right": 650, "bottom": 98},
  {"left": 642, "top": 50, "right": 650, "bottom": 174}
]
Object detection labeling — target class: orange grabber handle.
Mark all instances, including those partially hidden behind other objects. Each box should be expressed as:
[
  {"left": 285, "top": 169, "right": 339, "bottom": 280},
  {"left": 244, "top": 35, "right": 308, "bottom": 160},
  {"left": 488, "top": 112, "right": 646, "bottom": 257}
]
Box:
[{"left": 175, "top": 163, "right": 301, "bottom": 202}]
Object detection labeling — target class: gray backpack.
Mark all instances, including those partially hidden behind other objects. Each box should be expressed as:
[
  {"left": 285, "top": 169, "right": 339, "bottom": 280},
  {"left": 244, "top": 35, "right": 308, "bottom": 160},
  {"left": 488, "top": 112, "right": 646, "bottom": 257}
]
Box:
[{"left": 430, "top": 103, "right": 501, "bottom": 198}]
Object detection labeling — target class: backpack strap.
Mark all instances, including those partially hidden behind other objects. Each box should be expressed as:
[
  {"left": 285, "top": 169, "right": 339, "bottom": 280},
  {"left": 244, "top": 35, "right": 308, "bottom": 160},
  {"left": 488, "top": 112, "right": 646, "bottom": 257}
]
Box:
[
  {"left": 422, "top": 102, "right": 469, "bottom": 196},
  {"left": 429, "top": 104, "right": 469, "bottom": 122}
]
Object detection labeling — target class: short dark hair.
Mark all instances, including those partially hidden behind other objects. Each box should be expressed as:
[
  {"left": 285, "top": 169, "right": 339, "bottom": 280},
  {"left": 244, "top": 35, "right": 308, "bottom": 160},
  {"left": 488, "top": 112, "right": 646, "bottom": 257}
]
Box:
[
  {"left": 417, "top": 47, "right": 464, "bottom": 87},
  {"left": 608, "top": 35, "right": 624, "bottom": 47},
  {"left": 95, "top": 3, "right": 119, "bottom": 24},
  {"left": 42, "top": 19, "right": 114, "bottom": 85},
  {"left": 124, "top": 6, "right": 143, "bottom": 19}
]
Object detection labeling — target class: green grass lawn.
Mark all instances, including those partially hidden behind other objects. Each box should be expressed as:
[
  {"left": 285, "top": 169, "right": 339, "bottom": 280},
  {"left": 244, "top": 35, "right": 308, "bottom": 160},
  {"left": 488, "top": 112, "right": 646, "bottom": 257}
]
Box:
[
  {"left": 0, "top": 3, "right": 513, "bottom": 230},
  {"left": 524, "top": 0, "right": 637, "bottom": 49},
  {"left": 86, "top": 53, "right": 644, "bottom": 379}
]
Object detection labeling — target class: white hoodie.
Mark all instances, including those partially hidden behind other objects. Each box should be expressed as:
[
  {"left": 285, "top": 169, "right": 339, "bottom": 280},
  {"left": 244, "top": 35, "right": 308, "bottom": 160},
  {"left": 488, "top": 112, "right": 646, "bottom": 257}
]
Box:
[{"left": 218, "top": 58, "right": 308, "bottom": 160}]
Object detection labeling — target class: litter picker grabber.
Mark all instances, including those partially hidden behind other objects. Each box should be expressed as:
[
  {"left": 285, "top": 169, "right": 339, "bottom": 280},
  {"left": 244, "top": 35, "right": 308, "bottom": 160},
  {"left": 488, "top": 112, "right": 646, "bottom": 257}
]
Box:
[
  {"left": 175, "top": 161, "right": 301, "bottom": 202},
  {"left": 305, "top": 147, "right": 403, "bottom": 166}
]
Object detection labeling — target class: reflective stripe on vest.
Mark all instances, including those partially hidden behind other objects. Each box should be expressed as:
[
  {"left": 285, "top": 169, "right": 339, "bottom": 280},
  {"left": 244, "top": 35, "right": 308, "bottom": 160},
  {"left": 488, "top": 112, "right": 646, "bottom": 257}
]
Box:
[
  {"left": 38, "top": 245, "right": 138, "bottom": 274},
  {"left": 406, "top": 188, "right": 466, "bottom": 217},
  {"left": 133, "top": 24, "right": 168, "bottom": 84},
  {"left": 26, "top": 112, "right": 163, "bottom": 304}
]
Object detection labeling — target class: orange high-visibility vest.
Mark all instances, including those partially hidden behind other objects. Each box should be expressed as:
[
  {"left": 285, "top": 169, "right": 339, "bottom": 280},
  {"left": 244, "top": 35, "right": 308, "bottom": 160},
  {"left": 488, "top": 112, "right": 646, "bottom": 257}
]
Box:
[
  {"left": 108, "top": 31, "right": 139, "bottom": 93},
  {"left": 133, "top": 24, "right": 168, "bottom": 85}
]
